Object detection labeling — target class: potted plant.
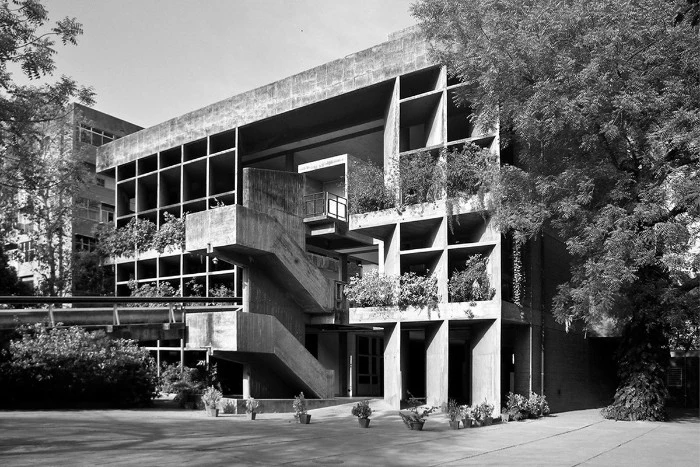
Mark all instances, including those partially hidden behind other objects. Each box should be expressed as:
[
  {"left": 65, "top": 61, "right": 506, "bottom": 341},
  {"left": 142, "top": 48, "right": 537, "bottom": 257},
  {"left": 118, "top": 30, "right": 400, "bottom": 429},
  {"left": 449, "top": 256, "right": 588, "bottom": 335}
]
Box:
[
  {"left": 398, "top": 392, "right": 437, "bottom": 431},
  {"left": 202, "top": 386, "right": 222, "bottom": 417},
  {"left": 293, "top": 392, "right": 310, "bottom": 424},
  {"left": 460, "top": 405, "right": 474, "bottom": 428},
  {"left": 351, "top": 400, "right": 372, "bottom": 428},
  {"left": 446, "top": 398, "right": 461, "bottom": 430},
  {"left": 246, "top": 396, "right": 260, "bottom": 420},
  {"left": 473, "top": 399, "right": 494, "bottom": 426}
]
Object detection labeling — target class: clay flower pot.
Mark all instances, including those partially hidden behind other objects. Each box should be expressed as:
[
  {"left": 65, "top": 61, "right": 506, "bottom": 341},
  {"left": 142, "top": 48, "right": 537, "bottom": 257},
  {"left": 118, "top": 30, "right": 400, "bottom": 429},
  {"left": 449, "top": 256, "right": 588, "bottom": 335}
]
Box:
[
  {"left": 358, "top": 418, "right": 371, "bottom": 428},
  {"left": 298, "top": 414, "right": 311, "bottom": 424}
]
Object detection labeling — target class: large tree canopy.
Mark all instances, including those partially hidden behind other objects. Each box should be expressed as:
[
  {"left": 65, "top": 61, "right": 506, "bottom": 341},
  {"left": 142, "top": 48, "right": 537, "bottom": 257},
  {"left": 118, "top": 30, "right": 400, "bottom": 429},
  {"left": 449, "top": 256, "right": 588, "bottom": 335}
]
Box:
[
  {"left": 413, "top": 0, "right": 699, "bottom": 330},
  {"left": 412, "top": 0, "right": 699, "bottom": 419},
  {"left": 0, "top": 0, "right": 94, "bottom": 238}
]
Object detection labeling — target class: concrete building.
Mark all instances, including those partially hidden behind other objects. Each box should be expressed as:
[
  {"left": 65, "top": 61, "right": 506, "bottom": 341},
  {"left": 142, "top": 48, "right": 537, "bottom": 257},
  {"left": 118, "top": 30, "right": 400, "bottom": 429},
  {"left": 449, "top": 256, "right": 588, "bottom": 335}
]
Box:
[
  {"left": 8, "top": 104, "right": 141, "bottom": 294},
  {"left": 96, "top": 27, "right": 615, "bottom": 412}
]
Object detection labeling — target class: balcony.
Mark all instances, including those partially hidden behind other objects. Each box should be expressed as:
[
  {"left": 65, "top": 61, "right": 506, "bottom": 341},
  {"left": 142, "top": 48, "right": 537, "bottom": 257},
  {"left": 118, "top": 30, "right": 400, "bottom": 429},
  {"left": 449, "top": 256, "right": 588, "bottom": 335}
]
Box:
[{"left": 303, "top": 192, "right": 348, "bottom": 224}]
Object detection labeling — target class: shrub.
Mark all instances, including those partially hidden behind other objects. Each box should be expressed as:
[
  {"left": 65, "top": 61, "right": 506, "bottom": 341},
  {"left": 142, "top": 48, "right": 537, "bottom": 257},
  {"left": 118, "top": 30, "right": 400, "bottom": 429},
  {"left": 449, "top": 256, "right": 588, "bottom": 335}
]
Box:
[
  {"left": 506, "top": 391, "right": 550, "bottom": 420},
  {"left": 448, "top": 254, "right": 496, "bottom": 302},
  {"left": 246, "top": 396, "right": 261, "bottom": 414},
  {"left": 400, "top": 151, "right": 441, "bottom": 205},
  {"left": 398, "top": 272, "right": 438, "bottom": 307},
  {"left": 202, "top": 386, "right": 223, "bottom": 408},
  {"left": 444, "top": 144, "right": 493, "bottom": 198},
  {"left": 151, "top": 212, "right": 186, "bottom": 253},
  {"left": 601, "top": 371, "right": 668, "bottom": 421},
  {"left": 293, "top": 392, "right": 307, "bottom": 418},
  {"left": 351, "top": 400, "right": 372, "bottom": 419},
  {"left": 348, "top": 159, "right": 394, "bottom": 214},
  {"left": 472, "top": 399, "right": 494, "bottom": 422},
  {"left": 445, "top": 398, "right": 461, "bottom": 422},
  {"left": 345, "top": 271, "right": 396, "bottom": 307},
  {"left": 0, "top": 323, "right": 157, "bottom": 408}
]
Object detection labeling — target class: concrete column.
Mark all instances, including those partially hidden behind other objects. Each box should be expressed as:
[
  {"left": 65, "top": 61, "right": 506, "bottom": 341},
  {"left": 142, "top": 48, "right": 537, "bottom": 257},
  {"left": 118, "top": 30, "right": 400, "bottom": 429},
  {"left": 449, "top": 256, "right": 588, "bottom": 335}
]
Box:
[
  {"left": 383, "top": 225, "right": 400, "bottom": 276},
  {"left": 285, "top": 153, "right": 295, "bottom": 172},
  {"left": 242, "top": 363, "right": 251, "bottom": 398},
  {"left": 241, "top": 267, "right": 250, "bottom": 312},
  {"left": 383, "top": 323, "right": 403, "bottom": 409},
  {"left": 471, "top": 319, "right": 502, "bottom": 414},
  {"left": 426, "top": 320, "right": 449, "bottom": 407}
]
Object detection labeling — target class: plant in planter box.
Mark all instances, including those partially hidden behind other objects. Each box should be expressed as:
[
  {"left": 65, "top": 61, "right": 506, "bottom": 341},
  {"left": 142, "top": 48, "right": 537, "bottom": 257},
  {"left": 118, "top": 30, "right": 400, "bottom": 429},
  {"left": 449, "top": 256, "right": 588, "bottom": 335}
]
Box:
[
  {"left": 293, "top": 392, "right": 310, "bottom": 424},
  {"left": 246, "top": 396, "right": 261, "bottom": 420},
  {"left": 472, "top": 399, "right": 494, "bottom": 426},
  {"left": 448, "top": 255, "right": 496, "bottom": 303},
  {"left": 398, "top": 272, "right": 439, "bottom": 308},
  {"left": 399, "top": 392, "right": 437, "bottom": 431},
  {"left": 351, "top": 400, "right": 372, "bottom": 428},
  {"left": 446, "top": 398, "right": 461, "bottom": 430},
  {"left": 202, "top": 386, "right": 222, "bottom": 417},
  {"left": 345, "top": 271, "right": 396, "bottom": 307},
  {"left": 459, "top": 404, "right": 475, "bottom": 428}
]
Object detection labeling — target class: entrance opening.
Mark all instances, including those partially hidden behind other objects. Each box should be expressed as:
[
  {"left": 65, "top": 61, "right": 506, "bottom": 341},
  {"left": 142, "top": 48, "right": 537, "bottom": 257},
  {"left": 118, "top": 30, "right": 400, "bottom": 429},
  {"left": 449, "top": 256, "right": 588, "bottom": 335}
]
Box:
[
  {"left": 356, "top": 335, "right": 383, "bottom": 396},
  {"left": 448, "top": 325, "right": 471, "bottom": 404}
]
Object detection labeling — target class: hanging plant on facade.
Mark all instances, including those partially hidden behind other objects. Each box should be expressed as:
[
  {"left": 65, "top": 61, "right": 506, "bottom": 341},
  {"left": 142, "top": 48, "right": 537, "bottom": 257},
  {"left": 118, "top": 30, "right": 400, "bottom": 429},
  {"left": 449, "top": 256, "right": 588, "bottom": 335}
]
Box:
[
  {"left": 512, "top": 237, "right": 523, "bottom": 308},
  {"left": 95, "top": 213, "right": 186, "bottom": 258}
]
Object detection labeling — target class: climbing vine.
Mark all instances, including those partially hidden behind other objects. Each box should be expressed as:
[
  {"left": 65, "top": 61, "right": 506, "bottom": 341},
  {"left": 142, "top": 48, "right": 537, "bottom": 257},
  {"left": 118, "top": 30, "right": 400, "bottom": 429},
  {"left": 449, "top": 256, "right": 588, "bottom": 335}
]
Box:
[{"left": 512, "top": 236, "right": 523, "bottom": 308}]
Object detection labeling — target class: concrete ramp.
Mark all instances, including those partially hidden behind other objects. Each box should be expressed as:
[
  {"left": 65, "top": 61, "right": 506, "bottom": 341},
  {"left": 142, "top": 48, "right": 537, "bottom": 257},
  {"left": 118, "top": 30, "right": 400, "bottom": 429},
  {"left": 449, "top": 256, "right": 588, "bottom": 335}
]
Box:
[
  {"left": 187, "top": 310, "right": 334, "bottom": 399},
  {"left": 186, "top": 205, "right": 334, "bottom": 313}
]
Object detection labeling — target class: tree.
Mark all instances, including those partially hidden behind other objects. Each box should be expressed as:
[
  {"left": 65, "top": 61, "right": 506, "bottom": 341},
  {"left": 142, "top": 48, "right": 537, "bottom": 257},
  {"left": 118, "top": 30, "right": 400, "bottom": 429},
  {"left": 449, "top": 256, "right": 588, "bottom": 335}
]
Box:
[
  {"left": 413, "top": 0, "right": 699, "bottom": 419},
  {"left": 0, "top": 244, "right": 32, "bottom": 296},
  {"left": 0, "top": 0, "right": 94, "bottom": 243}
]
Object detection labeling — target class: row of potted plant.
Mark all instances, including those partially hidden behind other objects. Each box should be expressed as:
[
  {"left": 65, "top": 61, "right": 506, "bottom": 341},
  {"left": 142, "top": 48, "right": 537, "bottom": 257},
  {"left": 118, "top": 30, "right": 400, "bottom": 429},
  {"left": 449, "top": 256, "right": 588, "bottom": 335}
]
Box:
[
  {"left": 446, "top": 398, "right": 495, "bottom": 429},
  {"left": 201, "top": 386, "right": 261, "bottom": 419}
]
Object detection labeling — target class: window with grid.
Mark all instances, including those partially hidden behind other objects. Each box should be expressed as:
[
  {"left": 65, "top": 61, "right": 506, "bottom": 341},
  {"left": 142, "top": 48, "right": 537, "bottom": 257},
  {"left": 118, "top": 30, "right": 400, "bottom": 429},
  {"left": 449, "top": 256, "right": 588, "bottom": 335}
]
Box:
[
  {"left": 75, "top": 198, "right": 101, "bottom": 221},
  {"left": 78, "top": 124, "right": 118, "bottom": 147}
]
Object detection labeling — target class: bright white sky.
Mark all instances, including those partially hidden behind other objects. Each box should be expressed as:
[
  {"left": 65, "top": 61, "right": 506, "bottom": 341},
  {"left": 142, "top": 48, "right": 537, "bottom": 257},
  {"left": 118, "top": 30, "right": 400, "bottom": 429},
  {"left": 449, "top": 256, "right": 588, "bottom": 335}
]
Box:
[{"left": 45, "top": 0, "right": 417, "bottom": 128}]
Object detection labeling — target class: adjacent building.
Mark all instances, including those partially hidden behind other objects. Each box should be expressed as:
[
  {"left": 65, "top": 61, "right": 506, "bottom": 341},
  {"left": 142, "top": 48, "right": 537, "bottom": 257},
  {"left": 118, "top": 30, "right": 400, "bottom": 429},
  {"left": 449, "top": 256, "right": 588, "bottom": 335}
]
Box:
[
  {"left": 7, "top": 104, "right": 141, "bottom": 295},
  {"left": 96, "top": 27, "right": 615, "bottom": 412}
]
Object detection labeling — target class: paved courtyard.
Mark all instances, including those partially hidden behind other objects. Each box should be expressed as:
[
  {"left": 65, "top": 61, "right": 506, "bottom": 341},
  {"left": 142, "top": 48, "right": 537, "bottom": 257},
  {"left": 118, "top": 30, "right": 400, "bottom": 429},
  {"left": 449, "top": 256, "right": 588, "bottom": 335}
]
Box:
[{"left": 0, "top": 403, "right": 697, "bottom": 466}]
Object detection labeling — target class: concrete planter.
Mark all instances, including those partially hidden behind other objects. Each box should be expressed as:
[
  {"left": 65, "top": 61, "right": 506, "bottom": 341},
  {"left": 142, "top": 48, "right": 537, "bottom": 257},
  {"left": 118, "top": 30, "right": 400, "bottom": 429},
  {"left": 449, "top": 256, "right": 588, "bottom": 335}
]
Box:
[
  {"left": 358, "top": 418, "right": 371, "bottom": 428},
  {"left": 247, "top": 412, "right": 256, "bottom": 420},
  {"left": 206, "top": 407, "right": 219, "bottom": 417},
  {"left": 449, "top": 420, "right": 460, "bottom": 430}
]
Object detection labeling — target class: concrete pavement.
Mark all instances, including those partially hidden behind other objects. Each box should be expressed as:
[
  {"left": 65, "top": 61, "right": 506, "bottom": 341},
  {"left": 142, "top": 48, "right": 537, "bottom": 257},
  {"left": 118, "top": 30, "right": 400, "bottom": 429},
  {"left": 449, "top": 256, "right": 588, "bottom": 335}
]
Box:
[{"left": 0, "top": 403, "right": 697, "bottom": 466}]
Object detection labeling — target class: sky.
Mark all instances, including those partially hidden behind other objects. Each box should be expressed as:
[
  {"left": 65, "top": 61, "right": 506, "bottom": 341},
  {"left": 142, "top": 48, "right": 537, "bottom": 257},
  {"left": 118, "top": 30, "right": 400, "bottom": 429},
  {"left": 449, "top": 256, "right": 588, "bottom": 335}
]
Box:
[{"left": 45, "top": 1, "right": 418, "bottom": 128}]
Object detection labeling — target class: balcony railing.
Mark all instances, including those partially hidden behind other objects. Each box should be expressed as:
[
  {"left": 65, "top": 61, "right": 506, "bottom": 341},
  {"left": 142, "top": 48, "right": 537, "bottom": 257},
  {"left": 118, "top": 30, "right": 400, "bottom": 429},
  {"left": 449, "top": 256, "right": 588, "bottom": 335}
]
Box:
[{"left": 303, "top": 192, "right": 347, "bottom": 222}]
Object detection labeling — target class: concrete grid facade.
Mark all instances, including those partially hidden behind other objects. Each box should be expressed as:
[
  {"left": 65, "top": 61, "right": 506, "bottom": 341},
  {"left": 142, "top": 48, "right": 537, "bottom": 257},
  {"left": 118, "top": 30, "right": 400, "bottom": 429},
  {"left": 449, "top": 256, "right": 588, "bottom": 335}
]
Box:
[{"left": 97, "top": 27, "right": 615, "bottom": 412}]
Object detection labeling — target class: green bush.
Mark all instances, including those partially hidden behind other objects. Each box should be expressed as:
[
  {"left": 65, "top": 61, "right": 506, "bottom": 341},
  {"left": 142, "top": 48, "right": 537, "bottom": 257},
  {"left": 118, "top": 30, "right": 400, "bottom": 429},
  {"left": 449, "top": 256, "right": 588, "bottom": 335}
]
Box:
[
  {"left": 348, "top": 159, "right": 394, "bottom": 214},
  {"left": 0, "top": 324, "right": 157, "bottom": 408},
  {"left": 448, "top": 254, "right": 496, "bottom": 302},
  {"left": 399, "top": 151, "right": 441, "bottom": 205},
  {"left": 345, "top": 270, "right": 396, "bottom": 307},
  {"left": 398, "top": 272, "right": 438, "bottom": 307},
  {"left": 345, "top": 271, "right": 439, "bottom": 308}
]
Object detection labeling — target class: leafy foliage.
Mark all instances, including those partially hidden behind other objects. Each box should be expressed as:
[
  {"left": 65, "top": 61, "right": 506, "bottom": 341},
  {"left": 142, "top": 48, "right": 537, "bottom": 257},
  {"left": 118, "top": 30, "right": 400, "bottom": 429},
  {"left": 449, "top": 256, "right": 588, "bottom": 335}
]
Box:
[
  {"left": 0, "top": 245, "right": 33, "bottom": 296},
  {"left": 398, "top": 272, "right": 438, "bottom": 307},
  {"left": 445, "top": 398, "right": 460, "bottom": 422},
  {"left": 413, "top": 0, "right": 700, "bottom": 417},
  {"left": 448, "top": 254, "right": 495, "bottom": 302},
  {"left": 0, "top": 323, "right": 157, "bottom": 408},
  {"left": 471, "top": 399, "right": 494, "bottom": 422},
  {"left": 351, "top": 399, "right": 372, "bottom": 419},
  {"left": 399, "top": 151, "right": 441, "bottom": 205},
  {"left": 506, "top": 392, "right": 550, "bottom": 421},
  {"left": 345, "top": 270, "right": 439, "bottom": 308},
  {"left": 348, "top": 159, "right": 394, "bottom": 214},
  {"left": 95, "top": 214, "right": 185, "bottom": 259},
  {"left": 345, "top": 270, "right": 396, "bottom": 307},
  {"left": 246, "top": 396, "right": 261, "bottom": 414},
  {"left": 292, "top": 391, "right": 307, "bottom": 417},
  {"left": 0, "top": 1, "right": 94, "bottom": 246},
  {"left": 201, "top": 386, "right": 222, "bottom": 408},
  {"left": 72, "top": 249, "right": 113, "bottom": 296}
]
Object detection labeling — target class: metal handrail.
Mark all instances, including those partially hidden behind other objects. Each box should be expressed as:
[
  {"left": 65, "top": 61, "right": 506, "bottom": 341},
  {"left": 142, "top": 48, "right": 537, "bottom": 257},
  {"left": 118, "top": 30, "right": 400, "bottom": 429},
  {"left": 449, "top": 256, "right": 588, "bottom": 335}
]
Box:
[{"left": 0, "top": 296, "right": 242, "bottom": 305}]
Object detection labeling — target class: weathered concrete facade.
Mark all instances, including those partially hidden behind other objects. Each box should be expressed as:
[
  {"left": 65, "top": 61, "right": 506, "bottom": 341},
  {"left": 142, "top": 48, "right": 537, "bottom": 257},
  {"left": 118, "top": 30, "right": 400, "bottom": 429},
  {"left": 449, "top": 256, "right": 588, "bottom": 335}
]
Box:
[{"left": 97, "top": 26, "right": 614, "bottom": 410}]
